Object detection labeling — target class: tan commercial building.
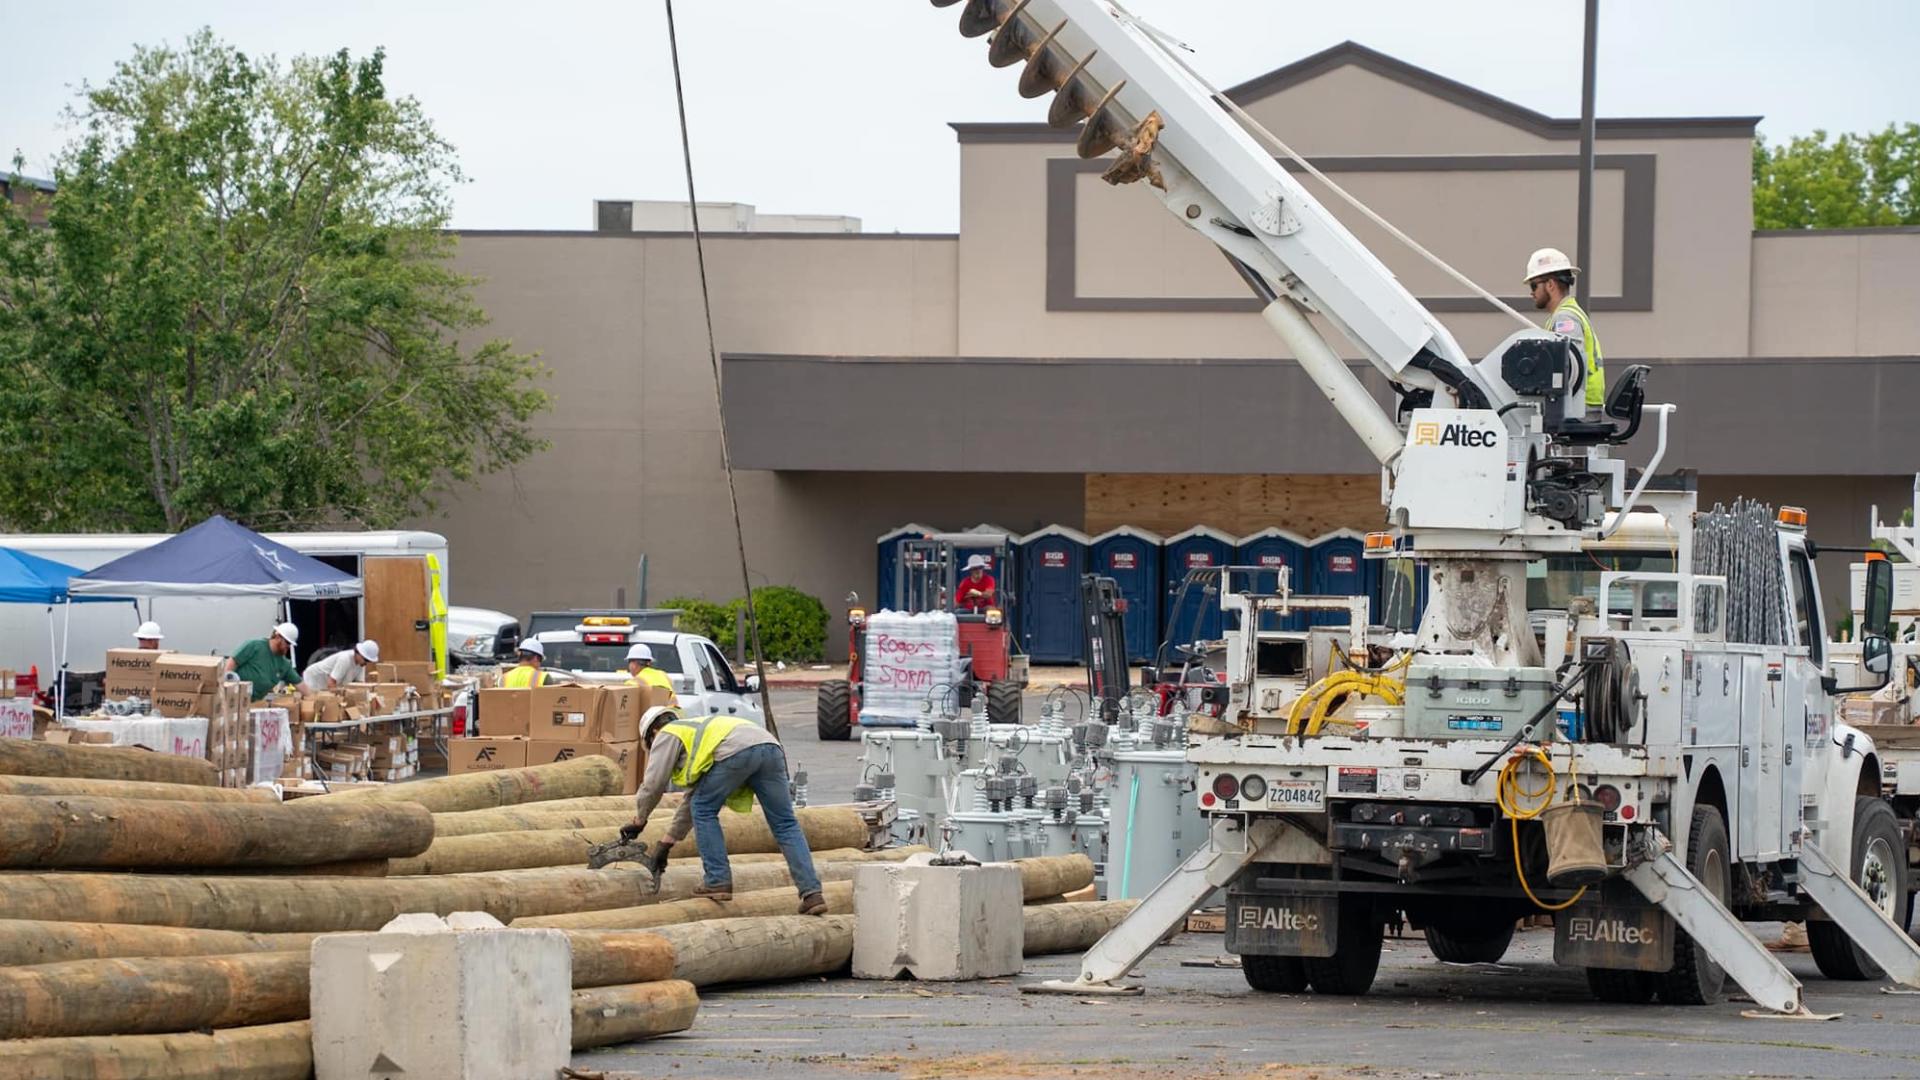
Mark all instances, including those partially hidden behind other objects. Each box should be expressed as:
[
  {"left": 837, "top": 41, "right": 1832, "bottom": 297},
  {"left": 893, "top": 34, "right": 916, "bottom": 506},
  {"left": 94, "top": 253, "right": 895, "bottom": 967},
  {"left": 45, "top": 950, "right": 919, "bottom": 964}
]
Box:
[{"left": 429, "top": 43, "right": 1920, "bottom": 653}]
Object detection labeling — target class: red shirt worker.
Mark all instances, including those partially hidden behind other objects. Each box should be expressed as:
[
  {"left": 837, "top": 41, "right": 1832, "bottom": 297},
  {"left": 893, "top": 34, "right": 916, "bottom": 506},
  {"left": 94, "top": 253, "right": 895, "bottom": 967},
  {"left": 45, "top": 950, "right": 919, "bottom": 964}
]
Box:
[{"left": 956, "top": 555, "right": 997, "bottom": 613}]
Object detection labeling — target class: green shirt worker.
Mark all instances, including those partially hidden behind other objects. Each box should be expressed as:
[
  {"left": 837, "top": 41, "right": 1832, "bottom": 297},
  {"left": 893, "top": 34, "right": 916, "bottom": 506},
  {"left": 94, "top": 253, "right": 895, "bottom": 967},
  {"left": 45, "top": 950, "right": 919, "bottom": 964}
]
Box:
[
  {"left": 227, "top": 622, "right": 304, "bottom": 697},
  {"left": 1524, "top": 246, "right": 1605, "bottom": 416},
  {"left": 627, "top": 711, "right": 826, "bottom": 915}
]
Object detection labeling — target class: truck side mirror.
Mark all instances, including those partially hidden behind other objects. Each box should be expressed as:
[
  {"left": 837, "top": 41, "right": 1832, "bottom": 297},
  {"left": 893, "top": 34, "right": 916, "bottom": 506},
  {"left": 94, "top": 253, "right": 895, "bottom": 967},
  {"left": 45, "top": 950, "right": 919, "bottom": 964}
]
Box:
[
  {"left": 1862, "top": 635, "right": 1893, "bottom": 679},
  {"left": 1864, "top": 556, "right": 1894, "bottom": 638}
]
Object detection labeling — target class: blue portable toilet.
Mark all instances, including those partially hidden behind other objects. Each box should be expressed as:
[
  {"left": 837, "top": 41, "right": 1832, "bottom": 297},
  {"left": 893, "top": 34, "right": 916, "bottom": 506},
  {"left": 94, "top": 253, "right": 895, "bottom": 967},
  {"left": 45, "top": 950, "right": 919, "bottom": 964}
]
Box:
[
  {"left": 1161, "top": 526, "right": 1236, "bottom": 654},
  {"left": 1089, "top": 527, "right": 1163, "bottom": 663},
  {"left": 874, "top": 523, "right": 934, "bottom": 612},
  {"left": 1237, "top": 527, "right": 1311, "bottom": 632},
  {"left": 1017, "top": 525, "right": 1090, "bottom": 664},
  {"left": 1306, "top": 529, "right": 1374, "bottom": 627}
]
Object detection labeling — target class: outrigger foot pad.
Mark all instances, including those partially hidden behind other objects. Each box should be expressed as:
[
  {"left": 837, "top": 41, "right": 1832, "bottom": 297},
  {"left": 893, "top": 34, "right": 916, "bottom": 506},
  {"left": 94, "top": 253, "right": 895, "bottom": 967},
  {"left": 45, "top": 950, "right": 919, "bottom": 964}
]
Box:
[{"left": 1020, "top": 978, "right": 1144, "bottom": 996}]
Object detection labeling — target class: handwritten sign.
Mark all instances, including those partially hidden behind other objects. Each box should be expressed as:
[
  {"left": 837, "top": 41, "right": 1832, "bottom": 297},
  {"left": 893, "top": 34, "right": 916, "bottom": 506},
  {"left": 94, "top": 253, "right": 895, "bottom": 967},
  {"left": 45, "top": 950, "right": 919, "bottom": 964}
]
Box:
[{"left": 0, "top": 699, "right": 33, "bottom": 740}]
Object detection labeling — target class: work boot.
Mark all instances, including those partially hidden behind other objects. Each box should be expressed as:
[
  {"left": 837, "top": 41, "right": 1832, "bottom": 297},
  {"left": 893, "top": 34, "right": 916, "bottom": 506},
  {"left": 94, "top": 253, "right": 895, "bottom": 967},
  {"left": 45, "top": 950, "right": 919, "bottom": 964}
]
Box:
[
  {"left": 797, "top": 891, "right": 828, "bottom": 916},
  {"left": 691, "top": 882, "right": 732, "bottom": 902}
]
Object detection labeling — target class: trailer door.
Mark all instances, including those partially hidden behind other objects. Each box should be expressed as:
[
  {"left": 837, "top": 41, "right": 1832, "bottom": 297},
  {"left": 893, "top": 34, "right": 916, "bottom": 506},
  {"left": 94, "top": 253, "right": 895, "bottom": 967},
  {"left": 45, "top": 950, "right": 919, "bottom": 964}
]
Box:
[{"left": 364, "top": 557, "right": 431, "bottom": 663}]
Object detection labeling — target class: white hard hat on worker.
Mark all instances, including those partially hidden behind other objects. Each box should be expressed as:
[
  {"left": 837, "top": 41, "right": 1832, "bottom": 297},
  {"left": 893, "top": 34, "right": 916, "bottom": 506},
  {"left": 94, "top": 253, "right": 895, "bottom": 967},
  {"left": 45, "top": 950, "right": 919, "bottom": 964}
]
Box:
[
  {"left": 272, "top": 622, "right": 299, "bottom": 647},
  {"left": 355, "top": 639, "right": 380, "bottom": 664},
  {"left": 1523, "top": 247, "right": 1578, "bottom": 284},
  {"left": 133, "top": 621, "right": 164, "bottom": 644},
  {"left": 627, "top": 644, "right": 654, "bottom": 663}
]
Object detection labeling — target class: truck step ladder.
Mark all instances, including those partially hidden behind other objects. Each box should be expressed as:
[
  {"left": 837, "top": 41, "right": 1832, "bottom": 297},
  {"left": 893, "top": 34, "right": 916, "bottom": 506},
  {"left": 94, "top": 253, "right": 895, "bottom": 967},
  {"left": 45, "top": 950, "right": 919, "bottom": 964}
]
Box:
[
  {"left": 1024, "top": 817, "right": 1275, "bottom": 995},
  {"left": 1796, "top": 833, "right": 1920, "bottom": 987},
  {"left": 1621, "top": 829, "right": 1810, "bottom": 1015}
]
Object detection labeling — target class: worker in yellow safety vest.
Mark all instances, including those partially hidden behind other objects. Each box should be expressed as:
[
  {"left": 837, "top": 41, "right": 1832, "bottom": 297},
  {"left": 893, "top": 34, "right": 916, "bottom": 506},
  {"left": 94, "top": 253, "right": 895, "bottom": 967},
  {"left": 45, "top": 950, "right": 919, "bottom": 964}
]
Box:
[
  {"left": 500, "top": 639, "right": 553, "bottom": 688},
  {"left": 625, "top": 710, "right": 825, "bottom": 914},
  {"left": 1524, "top": 247, "right": 1605, "bottom": 416},
  {"left": 624, "top": 644, "right": 678, "bottom": 706}
]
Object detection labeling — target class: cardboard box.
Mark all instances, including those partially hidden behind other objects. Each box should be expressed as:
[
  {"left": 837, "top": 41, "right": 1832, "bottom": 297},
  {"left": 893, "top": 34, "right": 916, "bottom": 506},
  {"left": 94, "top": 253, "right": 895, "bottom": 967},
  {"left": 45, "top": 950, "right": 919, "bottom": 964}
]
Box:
[
  {"left": 154, "top": 654, "right": 225, "bottom": 696},
  {"left": 104, "top": 649, "right": 167, "bottom": 696},
  {"left": 479, "top": 688, "right": 531, "bottom": 738},
  {"left": 599, "top": 686, "right": 641, "bottom": 742},
  {"left": 369, "top": 661, "right": 438, "bottom": 698},
  {"left": 155, "top": 689, "right": 219, "bottom": 719},
  {"left": 529, "top": 685, "right": 598, "bottom": 738},
  {"left": 342, "top": 683, "right": 412, "bottom": 715},
  {"left": 528, "top": 738, "right": 641, "bottom": 795},
  {"left": 448, "top": 736, "right": 528, "bottom": 774}
]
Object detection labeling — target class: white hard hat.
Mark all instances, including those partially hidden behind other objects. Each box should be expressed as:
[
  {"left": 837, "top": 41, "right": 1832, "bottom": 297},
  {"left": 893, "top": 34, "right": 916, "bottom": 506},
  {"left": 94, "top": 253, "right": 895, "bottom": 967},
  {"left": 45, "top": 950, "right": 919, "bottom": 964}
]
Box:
[
  {"left": 519, "top": 638, "right": 546, "bottom": 658},
  {"left": 964, "top": 554, "right": 991, "bottom": 571},
  {"left": 626, "top": 643, "right": 654, "bottom": 663},
  {"left": 273, "top": 622, "right": 300, "bottom": 646},
  {"left": 133, "top": 621, "right": 163, "bottom": 642},
  {"left": 1524, "top": 247, "right": 1578, "bottom": 283},
  {"left": 356, "top": 639, "right": 380, "bottom": 663}
]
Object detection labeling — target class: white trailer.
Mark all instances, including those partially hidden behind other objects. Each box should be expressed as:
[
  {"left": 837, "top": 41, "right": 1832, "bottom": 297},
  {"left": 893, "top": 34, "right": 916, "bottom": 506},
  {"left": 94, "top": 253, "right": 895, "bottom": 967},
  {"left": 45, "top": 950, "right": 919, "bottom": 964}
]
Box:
[{"left": 0, "top": 531, "right": 450, "bottom": 676}]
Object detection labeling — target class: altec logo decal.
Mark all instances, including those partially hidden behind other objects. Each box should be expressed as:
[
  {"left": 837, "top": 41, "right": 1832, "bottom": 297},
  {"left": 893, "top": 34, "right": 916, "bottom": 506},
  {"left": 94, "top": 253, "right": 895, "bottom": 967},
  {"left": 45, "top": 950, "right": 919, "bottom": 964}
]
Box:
[
  {"left": 1567, "top": 917, "right": 1656, "bottom": 946},
  {"left": 1238, "top": 906, "right": 1320, "bottom": 932},
  {"left": 1413, "top": 422, "right": 1498, "bottom": 448}
]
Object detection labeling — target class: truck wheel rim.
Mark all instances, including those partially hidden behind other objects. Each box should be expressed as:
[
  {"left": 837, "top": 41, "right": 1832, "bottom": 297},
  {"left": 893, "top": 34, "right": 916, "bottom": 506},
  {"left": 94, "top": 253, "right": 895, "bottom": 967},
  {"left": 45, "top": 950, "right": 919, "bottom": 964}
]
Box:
[{"left": 1861, "top": 837, "right": 1896, "bottom": 919}]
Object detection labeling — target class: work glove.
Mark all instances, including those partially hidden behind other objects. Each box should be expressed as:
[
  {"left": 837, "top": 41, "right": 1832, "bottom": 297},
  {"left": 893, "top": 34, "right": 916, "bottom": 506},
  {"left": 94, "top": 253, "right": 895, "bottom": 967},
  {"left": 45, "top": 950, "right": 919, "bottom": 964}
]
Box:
[
  {"left": 619, "top": 821, "right": 643, "bottom": 842},
  {"left": 645, "top": 840, "right": 672, "bottom": 877}
]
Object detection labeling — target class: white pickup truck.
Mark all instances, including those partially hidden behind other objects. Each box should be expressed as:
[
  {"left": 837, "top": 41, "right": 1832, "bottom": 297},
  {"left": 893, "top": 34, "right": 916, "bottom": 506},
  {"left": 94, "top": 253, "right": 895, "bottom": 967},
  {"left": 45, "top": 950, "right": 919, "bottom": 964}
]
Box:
[{"left": 455, "top": 618, "right": 766, "bottom": 736}]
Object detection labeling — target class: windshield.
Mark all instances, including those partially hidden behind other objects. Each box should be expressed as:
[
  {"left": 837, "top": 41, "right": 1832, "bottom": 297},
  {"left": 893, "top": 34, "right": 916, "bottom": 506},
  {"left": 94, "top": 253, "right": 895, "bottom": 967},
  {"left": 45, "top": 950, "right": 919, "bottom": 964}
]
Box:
[
  {"left": 1528, "top": 551, "right": 1678, "bottom": 615},
  {"left": 540, "top": 641, "right": 685, "bottom": 676}
]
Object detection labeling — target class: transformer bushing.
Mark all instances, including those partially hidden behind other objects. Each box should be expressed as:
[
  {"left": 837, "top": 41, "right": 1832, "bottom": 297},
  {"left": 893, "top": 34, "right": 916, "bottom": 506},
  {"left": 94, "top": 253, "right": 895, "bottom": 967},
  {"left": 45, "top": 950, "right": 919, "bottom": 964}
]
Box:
[
  {"left": 853, "top": 783, "right": 878, "bottom": 803},
  {"left": 1018, "top": 774, "right": 1039, "bottom": 808}
]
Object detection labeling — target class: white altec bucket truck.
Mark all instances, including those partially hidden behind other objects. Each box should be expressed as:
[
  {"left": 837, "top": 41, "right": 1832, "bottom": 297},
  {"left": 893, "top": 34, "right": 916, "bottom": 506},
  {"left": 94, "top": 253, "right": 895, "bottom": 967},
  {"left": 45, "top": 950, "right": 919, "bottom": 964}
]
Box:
[{"left": 925, "top": 0, "right": 1920, "bottom": 1013}]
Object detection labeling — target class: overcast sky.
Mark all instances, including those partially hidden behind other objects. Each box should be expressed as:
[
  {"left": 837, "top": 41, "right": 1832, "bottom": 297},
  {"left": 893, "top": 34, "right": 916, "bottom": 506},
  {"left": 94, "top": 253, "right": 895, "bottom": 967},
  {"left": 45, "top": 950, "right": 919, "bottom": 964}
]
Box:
[{"left": 4, "top": 1, "right": 1914, "bottom": 233}]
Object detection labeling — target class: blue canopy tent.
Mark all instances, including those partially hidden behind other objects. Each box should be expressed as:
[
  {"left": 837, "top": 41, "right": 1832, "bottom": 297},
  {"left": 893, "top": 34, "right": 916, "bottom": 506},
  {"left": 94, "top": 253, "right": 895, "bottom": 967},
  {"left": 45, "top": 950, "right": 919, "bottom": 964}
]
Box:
[
  {"left": 69, "top": 516, "right": 362, "bottom": 601},
  {"left": 0, "top": 547, "right": 130, "bottom": 719}
]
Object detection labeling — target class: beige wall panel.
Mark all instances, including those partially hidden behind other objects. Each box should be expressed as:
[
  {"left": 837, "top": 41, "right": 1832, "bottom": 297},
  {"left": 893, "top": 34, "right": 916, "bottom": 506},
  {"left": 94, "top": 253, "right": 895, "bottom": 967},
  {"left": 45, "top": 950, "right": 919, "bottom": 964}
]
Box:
[{"left": 1240, "top": 64, "right": 1559, "bottom": 157}]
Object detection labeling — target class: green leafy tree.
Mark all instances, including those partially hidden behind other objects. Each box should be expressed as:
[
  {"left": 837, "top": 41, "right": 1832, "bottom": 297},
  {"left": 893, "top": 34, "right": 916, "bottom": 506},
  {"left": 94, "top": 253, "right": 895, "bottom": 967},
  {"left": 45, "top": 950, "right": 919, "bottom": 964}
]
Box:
[
  {"left": 660, "top": 596, "right": 735, "bottom": 644},
  {"left": 1753, "top": 123, "right": 1920, "bottom": 230},
  {"left": 0, "top": 31, "right": 547, "bottom": 531},
  {"left": 726, "top": 586, "right": 829, "bottom": 662}
]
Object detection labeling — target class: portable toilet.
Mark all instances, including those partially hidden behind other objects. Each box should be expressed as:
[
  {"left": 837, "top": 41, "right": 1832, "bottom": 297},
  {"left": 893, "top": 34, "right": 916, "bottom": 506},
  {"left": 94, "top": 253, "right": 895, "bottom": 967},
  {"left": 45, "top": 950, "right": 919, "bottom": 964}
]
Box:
[
  {"left": 1089, "top": 526, "right": 1163, "bottom": 662},
  {"left": 1236, "top": 527, "right": 1311, "bottom": 632},
  {"left": 1307, "top": 528, "right": 1374, "bottom": 627},
  {"left": 874, "top": 524, "right": 934, "bottom": 612},
  {"left": 1161, "top": 526, "right": 1236, "bottom": 654},
  {"left": 1017, "top": 525, "right": 1090, "bottom": 664}
]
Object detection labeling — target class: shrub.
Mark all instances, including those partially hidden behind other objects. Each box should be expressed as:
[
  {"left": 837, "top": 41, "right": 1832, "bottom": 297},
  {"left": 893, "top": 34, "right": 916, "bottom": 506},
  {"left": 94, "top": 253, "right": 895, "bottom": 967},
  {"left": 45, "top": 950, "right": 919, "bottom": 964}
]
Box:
[
  {"left": 660, "top": 596, "right": 733, "bottom": 643},
  {"left": 726, "top": 586, "right": 829, "bottom": 662}
]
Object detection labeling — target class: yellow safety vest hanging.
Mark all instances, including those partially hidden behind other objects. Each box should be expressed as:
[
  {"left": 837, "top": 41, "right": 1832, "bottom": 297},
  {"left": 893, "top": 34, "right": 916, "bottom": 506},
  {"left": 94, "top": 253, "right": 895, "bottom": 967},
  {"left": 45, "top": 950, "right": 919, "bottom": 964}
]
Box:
[
  {"left": 664, "top": 716, "right": 756, "bottom": 814},
  {"left": 501, "top": 664, "right": 546, "bottom": 689},
  {"left": 1547, "top": 297, "right": 1606, "bottom": 408}
]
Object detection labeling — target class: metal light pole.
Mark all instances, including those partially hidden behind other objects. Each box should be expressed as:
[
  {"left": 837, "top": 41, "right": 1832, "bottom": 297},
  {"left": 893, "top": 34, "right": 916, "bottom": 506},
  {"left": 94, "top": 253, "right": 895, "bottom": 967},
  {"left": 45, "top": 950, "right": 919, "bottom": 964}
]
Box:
[{"left": 1575, "top": 0, "right": 1598, "bottom": 305}]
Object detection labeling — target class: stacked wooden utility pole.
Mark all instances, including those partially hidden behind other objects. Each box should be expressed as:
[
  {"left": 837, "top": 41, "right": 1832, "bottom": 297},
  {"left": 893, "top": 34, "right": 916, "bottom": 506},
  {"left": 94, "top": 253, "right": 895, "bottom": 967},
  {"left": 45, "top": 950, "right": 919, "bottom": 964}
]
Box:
[{"left": 0, "top": 740, "right": 1138, "bottom": 1078}]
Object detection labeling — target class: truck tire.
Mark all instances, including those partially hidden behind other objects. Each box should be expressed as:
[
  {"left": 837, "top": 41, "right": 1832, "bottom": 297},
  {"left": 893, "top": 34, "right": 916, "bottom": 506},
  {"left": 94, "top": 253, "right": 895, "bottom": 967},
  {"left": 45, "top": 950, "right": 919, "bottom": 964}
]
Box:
[
  {"left": 816, "top": 680, "right": 852, "bottom": 742},
  {"left": 1423, "top": 919, "right": 1516, "bottom": 964},
  {"left": 1658, "top": 805, "right": 1731, "bottom": 1005},
  {"left": 1241, "top": 953, "right": 1308, "bottom": 993},
  {"left": 1302, "top": 898, "right": 1383, "bottom": 996},
  {"left": 1809, "top": 797, "right": 1911, "bottom": 981},
  {"left": 987, "top": 680, "right": 1022, "bottom": 726},
  {"left": 1586, "top": 967, "right": 1659, "bottom": 1004}
]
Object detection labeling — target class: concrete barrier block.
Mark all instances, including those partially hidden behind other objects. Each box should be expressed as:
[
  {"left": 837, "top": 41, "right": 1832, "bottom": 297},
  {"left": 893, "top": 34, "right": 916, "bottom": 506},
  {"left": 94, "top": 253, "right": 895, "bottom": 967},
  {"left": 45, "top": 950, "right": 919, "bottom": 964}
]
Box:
[
  {"left": 313, "top": 912, "right": 571, "bottom": 1080},
  {"left": 851, "top": 862, "right": 1022, "bottom": 981}
]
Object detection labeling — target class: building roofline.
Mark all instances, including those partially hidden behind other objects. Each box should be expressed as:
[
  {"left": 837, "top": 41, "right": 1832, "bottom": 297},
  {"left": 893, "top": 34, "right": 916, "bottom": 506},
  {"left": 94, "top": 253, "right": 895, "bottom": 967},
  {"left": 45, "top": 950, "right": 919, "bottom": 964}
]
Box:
[
  {"left": 952, "top": 40, "right": 1759, "bottom": 144},
  {"left": 451, "top": 229, "right": 957, "bottom": 241},
  {"left": 1754, "top": 225, "right": 1920, "bottom": 238},
  {"left": 1, "top": 173, "right": 56, "bottom": 192}
]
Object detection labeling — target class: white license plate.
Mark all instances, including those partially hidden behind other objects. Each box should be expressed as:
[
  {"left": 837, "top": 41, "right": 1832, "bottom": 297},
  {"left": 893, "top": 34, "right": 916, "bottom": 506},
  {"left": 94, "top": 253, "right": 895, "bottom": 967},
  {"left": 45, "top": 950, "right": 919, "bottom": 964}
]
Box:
[{"left": 1268, "top": 779, "right": 1326, "bottom": 812}]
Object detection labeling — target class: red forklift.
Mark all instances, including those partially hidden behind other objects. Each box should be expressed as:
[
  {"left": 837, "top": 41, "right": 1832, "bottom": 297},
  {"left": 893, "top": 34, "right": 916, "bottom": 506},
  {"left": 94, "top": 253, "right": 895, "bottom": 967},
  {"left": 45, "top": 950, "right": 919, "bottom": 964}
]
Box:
[{"left": 818, "top": 535, "right": 1028, "bottom": 739}]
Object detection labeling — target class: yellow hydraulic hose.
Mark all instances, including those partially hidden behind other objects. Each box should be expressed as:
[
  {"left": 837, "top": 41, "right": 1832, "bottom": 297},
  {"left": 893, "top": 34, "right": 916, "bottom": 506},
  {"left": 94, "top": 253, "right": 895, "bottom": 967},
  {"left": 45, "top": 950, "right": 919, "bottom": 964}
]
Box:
[{"left": 1285, "top": 672, "right": 1405, "bottom": 736}]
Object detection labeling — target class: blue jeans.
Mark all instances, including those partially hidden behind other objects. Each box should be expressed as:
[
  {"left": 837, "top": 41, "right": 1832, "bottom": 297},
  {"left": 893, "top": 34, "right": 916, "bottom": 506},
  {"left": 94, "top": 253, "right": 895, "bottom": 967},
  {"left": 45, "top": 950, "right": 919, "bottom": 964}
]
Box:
[{"left": 689, "top": 742, "right": 821, "bottom": 896}]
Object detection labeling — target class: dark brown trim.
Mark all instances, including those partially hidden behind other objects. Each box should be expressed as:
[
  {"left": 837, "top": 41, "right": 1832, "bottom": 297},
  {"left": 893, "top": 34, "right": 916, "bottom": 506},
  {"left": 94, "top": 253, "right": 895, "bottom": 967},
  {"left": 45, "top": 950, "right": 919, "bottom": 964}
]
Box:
[
  {"left": 954, "top": 42, "right": 1758, "bottom": 145},
  {"left": 1046, "top": 154, "right": 1656, "bottom": 315},
  {"left": 451, "top": 229, "right": 958, "bottom": 241},
  {"left": 1753, "top": 226, "right": 1920, "bottom": 238}
]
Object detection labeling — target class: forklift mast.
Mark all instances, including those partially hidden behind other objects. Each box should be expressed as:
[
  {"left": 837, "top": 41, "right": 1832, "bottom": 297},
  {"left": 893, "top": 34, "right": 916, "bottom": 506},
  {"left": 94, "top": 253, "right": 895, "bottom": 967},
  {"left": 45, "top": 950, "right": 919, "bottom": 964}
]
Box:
[{"left": 1081, "top": 574, "right": 1130, "bottom": 724}]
